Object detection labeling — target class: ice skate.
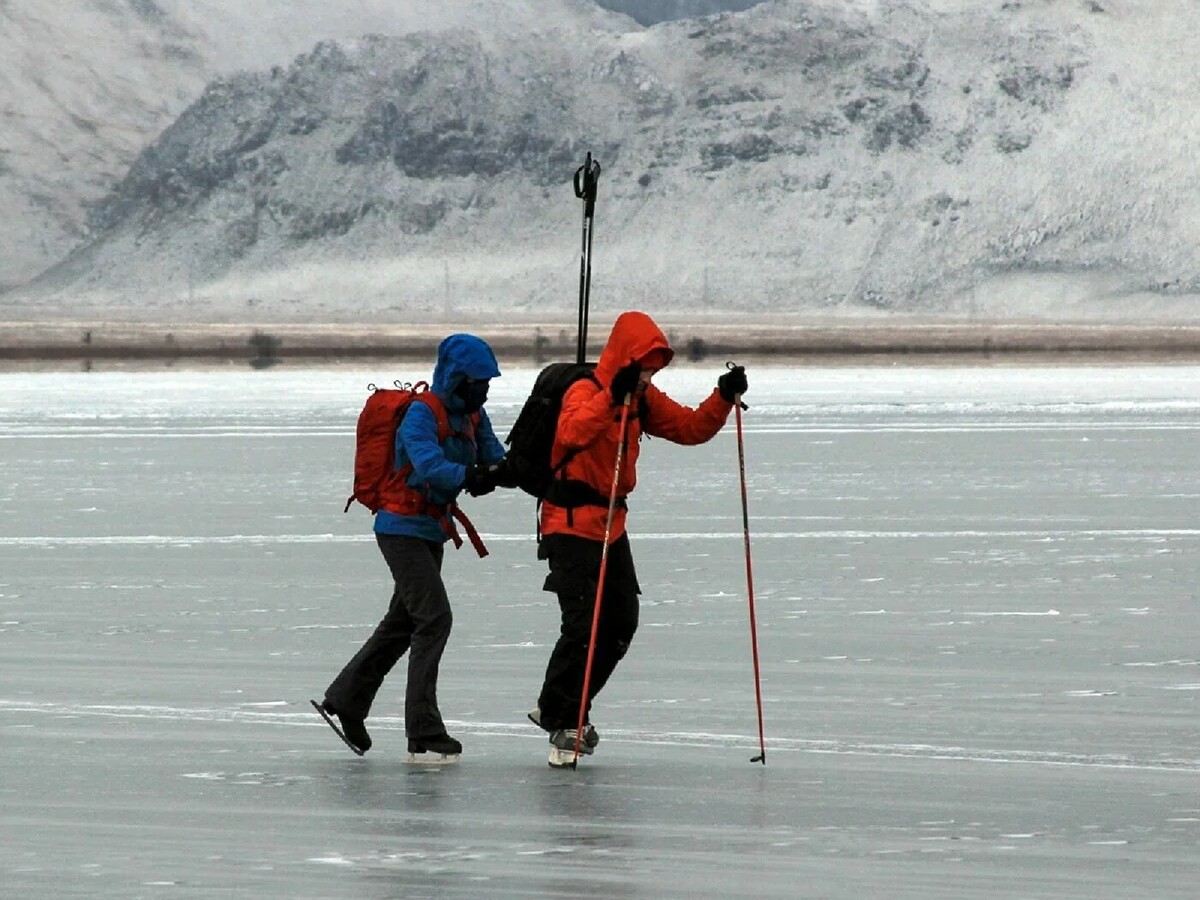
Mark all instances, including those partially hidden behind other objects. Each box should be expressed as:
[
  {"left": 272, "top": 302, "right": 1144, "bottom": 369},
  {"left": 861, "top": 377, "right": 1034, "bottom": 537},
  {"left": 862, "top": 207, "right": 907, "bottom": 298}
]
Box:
[
  {"left": 530, "top": 706, "right": 599, "bottom": 749},
  {"left": 311, "top": 699, "right": 371, "bottom": 755},
  {"left": 404, "top": 733, "right": 462, "bottom": 765},
  {"left": 527, "top": 705, "right": 544, "bottom": 730},
  {"left": 547, "top": 728, "right": 594, "bottom": 768}
]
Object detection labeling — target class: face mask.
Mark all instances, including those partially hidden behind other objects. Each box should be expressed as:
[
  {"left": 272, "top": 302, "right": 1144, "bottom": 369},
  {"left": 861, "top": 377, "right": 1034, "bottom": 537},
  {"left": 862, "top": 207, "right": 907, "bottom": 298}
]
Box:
[{"left": 456, "top": 379, "right": 489, "bottom": 413}]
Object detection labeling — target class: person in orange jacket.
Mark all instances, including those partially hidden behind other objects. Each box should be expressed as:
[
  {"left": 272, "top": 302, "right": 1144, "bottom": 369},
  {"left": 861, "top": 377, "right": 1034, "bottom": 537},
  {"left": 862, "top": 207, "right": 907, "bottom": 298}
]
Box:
[{"left": 527, "top": 310, "right": 749, "bottom": 765}]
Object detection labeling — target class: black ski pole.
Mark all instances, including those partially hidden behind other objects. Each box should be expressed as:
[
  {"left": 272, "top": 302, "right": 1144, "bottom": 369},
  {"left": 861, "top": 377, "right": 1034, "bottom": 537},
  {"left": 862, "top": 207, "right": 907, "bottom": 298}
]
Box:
[{"left": 573, "top": 153, "right": 601, "bottom": 364}]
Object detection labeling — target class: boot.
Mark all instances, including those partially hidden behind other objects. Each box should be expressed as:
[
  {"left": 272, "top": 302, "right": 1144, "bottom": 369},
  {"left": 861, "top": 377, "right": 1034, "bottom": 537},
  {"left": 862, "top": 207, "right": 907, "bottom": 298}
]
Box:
[
  {"left": 548, "top": 728, "right": 594, "bottom": 756},
  {"left": 531, "top": 706, "right": 598, "bottom": 749},
  {"left": 321, "top": 700, "right": 372, "bottom": 753},
  {"left": 407, "top": 733, "right": 462, "bottom": 756}
]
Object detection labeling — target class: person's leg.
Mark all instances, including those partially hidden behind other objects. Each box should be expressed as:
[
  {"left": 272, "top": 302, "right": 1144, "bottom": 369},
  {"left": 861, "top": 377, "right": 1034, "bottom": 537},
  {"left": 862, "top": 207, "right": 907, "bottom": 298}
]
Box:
[
  {"left": 583, "top": 534, "right": 640, "bottom": 701},
  {"left": 537, "top": 591, "right": 596, "bottom": 731},
  {"left": 324, "top": 534, "right": 419, "bottom": 718},
  {"left": 398, "top": 540, "right": 454, "bottom": 741},
  {"left": 536, "top": 535, "right": 602, "bottom": 732}
]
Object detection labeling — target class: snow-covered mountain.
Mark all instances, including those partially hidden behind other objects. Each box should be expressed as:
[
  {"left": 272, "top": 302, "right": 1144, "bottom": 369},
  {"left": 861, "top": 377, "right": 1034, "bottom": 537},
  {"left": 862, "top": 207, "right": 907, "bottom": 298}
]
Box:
[
  {"left": 0, "top": 0, "right": 633, "bottom": 291},
  {"left": 5, "top": 0, "right": 1199, "bottom": 323}
]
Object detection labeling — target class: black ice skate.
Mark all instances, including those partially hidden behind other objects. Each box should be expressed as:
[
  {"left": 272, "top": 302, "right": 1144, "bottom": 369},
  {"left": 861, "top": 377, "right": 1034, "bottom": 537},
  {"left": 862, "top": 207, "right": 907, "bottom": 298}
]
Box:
[
  {"left": 405, "top": 733, "right": 462, "bottom": 765},
  {"left": 311, "top": 699, "right": 371, "bottom": 755}
]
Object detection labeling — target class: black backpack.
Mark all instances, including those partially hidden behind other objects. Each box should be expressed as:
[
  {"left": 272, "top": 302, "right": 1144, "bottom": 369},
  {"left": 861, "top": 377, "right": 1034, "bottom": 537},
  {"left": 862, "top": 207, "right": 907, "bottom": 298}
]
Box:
[{"left": 504, "top": 361, "right": 598, "bottom": 498}]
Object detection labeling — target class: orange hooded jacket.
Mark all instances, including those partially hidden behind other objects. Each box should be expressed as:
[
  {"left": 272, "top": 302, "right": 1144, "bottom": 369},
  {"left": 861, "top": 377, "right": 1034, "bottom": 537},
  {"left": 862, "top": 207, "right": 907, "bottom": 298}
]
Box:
[{"left": 540, "top": 311, "right": 734, "bottom": 542}]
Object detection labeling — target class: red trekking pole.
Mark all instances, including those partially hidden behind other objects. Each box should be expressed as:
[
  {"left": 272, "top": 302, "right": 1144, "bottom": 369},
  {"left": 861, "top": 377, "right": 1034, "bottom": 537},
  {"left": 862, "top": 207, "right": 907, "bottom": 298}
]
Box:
[
  {"left": 729, "top": 362, "right": 766, "bottom": 764},
  {"left": 572, "top": 394, "right": 632, "bottom": 768}
]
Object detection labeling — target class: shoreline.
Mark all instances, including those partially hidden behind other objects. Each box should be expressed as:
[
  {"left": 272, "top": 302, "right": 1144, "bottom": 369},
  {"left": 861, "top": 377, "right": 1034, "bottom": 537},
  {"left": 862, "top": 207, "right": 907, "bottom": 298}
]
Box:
[{"left": 5, "top": 320, "right": 1200, "bottom": 367}]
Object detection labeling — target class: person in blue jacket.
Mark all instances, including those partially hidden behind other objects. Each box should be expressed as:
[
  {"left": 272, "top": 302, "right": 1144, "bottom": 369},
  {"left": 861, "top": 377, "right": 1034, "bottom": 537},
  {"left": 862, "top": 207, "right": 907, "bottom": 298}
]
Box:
[{"left": 319, "top": 334, "right": 509, "bottom": 760}]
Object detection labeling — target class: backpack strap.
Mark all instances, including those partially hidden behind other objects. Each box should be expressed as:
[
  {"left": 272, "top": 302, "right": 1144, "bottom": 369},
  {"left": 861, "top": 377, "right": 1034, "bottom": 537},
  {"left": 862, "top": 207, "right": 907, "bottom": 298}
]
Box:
[
  {"left": 411, "top": 500, "right": 487, "bottom": 557},
  {"left": 379, "top": 391, "right": 488, "bottom": 556},
  {"left": 390, "top": 391, "right": 478, "bottom": 486},
  {"left": 539, "top": 372, "right": 612, "bottom": 534},
  {"left": 544, "top": 478, "right": 627, "bottom": 511},
  {"left": 414, "top": 392, "right": 477, "bottom": 443},
  {"left": 544, "top": 371, "right": 602, "bottom": 483},
  {"left": 378, "top": 494, "right": 489, "bottom": 557},
  {"left": 448, "top": 503, "right": 488, "bottom": 557}
]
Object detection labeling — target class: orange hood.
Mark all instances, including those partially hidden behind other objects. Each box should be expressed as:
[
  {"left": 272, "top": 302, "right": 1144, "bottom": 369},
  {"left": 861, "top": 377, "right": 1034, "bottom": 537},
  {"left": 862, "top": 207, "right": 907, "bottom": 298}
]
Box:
[{"left": 593, "top": 311, "right": 675, "bottom": 386}]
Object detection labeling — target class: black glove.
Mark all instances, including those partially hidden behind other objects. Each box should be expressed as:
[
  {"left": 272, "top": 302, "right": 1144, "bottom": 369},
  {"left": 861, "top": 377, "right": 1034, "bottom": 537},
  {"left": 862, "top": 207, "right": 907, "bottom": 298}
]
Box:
[
  {"left": 717, "top": 365, "right": 748, "bottom": 403},
  {"left": 490, "top": 456, "right": 521, "bottom": 489},
  {"left": 610, "top": 363, "right": 642, "bottom": 406},
  {"left": 463, "top": 464, "right": 497, "bottom": 497}
]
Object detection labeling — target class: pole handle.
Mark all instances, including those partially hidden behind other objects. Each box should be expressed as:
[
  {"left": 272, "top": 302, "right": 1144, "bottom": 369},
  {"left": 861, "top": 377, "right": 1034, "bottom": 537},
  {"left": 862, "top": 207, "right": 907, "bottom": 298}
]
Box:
[
  {"left": 575, "top": 153, "right": 601, "bottom": 364},
  {"left": 725, "top": 360, "right": 749, "bottom": 410},
  {"left": 574, "top": 153, "right": 601, "bottom": 209}
]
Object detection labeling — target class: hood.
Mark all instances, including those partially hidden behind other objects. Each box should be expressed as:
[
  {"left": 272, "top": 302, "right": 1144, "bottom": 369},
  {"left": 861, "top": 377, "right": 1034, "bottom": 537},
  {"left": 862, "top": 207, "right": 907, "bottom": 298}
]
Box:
[
  {"left": 431, "top": 333, "right": 501, "bottom": 402},
  {"left": 593, "top": 311, "right": 675, "bottom": 386}
]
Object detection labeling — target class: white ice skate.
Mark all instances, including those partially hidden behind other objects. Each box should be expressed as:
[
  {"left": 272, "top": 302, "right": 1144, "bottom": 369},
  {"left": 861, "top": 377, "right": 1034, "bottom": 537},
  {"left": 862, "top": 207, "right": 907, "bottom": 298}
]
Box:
[{"left": 547, "top": 728, "right": 594, "bottom": 769}]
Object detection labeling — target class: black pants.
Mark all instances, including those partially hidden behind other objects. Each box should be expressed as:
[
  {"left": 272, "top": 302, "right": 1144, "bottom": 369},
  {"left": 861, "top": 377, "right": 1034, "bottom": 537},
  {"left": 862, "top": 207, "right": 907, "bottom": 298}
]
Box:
[
  {"left": 536, "top": 533, "right": 641, "bottom": 731},
  {"left": 325, "top": 534, "right": 451, "bottom": 739}
]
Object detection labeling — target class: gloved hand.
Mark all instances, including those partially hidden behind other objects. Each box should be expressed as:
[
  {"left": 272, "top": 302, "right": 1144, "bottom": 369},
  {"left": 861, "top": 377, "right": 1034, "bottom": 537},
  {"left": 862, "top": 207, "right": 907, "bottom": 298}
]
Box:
[
  {"left": 610, "top": 363, "right": 642, "bottom": 406},
  {"left": 717, "top": 365, "right": 748, "bottom": 403},
  {"left": 491, "top": 456, "right": 522, "bottom": 489},
  {"left": 463, "top": 464, "right": 497, "bottom": 497}
]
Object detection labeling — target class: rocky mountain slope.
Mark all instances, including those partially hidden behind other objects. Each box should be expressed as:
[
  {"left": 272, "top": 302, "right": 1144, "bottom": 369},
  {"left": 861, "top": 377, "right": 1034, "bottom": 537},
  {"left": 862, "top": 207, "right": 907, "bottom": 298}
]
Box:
[
  {"left": 0, "top": 0, "right": 632, "bottom": 290},
  {"left": 6, "top": 0, "right": 1198, "bottom": 323}
]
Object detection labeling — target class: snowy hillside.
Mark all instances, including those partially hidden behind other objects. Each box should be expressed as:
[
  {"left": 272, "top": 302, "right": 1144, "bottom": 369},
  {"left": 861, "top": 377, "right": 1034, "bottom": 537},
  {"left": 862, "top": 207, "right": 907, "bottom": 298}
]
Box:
[
  {"left": 5, "top": 0, "right": 1199, "bottom": 323},
  {"left": 0, "top": 0, "right": 633, "bottom": 291}
]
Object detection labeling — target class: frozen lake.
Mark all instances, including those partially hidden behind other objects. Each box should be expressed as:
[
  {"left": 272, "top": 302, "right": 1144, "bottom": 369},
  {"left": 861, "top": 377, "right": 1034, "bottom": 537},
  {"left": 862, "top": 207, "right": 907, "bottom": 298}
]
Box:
[{"left": 3, "top": 362, "right": 1200, "bottom": 898}]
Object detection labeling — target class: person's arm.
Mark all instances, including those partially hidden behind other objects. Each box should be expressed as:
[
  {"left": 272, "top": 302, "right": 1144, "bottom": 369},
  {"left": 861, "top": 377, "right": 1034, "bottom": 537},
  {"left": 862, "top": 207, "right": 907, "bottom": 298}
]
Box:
[
  {"left": 641, "top": 383, "right": 732, "bottom": 445},
  {"left": 400, "top": 402, "right": 466, "bottom": 490},
  {"left": 554, "top": 378, "right": 615, "bottom": 450},
  {"left": 474, "top": 409, "right": 507, "bottom": 466}
]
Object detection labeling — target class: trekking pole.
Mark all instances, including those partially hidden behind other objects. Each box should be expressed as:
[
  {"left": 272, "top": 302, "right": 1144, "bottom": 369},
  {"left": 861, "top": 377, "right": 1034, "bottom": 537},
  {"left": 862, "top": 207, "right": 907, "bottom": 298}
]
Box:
[
  {"left": 573, "top": 153, "right": 601, "bottom": 364},
  {"left": 572, "top": 393, "right": 631, "bottom": 768},
  {"left": 728, "top": 361, "right": 766, "bottom": 765}
]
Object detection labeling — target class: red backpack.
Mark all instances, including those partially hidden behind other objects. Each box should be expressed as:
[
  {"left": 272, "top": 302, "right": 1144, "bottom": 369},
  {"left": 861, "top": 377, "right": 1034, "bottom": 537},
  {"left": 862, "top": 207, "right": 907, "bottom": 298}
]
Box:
[{"left": 342, "top": 381, "right": 487, "bottom": 556}]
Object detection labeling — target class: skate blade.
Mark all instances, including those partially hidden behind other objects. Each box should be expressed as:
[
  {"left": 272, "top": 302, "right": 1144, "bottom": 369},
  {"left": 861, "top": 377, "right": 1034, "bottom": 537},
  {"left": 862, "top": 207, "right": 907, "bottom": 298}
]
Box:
[
  {"left": 404, "top": 752, "right": 459, "bottom": 766},
  {"left": 310, "top": 699, "right": 365, "bottom": 756},
  {"left": 548, "top": 747, "right": 579, "bottom": 769}
]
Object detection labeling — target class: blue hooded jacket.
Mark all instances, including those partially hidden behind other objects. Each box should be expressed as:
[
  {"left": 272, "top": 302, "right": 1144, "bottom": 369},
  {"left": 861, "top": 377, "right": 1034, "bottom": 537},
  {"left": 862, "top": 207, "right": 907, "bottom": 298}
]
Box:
[{"left": 374, "top": 334, "right": 506, "bottom": 542}]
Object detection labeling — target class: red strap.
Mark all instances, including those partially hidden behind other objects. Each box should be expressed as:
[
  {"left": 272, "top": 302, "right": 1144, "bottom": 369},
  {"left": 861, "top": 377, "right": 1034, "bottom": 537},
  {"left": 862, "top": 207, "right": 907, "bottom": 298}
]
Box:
[
  {"left": 378, "top": 391, "right": 485, "bottom": 555},
  {"left": 413, "top": 393, "right": 477, "bottom": 443},
  {"left": 450, "top": 504, "right": 488, "bottom": 558},
  {"left": 385, "top": 495, "right": 488, "bottom": 558},
  {"left": 434, "top": 508, "right": 464, "bottom": 550}
]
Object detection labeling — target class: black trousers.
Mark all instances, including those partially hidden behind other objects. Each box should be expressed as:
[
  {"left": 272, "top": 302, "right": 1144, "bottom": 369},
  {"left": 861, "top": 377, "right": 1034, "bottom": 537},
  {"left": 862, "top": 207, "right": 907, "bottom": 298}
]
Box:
[
  {"left": 536, "top": 533, "right": 641, "bottom": 731},
  {"left": 325, "top": 534, "right": 451, "bottom": 738}
]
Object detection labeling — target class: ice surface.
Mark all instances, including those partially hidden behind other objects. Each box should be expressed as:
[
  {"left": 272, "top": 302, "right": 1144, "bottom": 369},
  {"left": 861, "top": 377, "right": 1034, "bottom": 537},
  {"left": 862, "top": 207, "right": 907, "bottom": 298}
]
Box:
[{"left": 3, "top": 363, "right": 1200, "bottom": 898}]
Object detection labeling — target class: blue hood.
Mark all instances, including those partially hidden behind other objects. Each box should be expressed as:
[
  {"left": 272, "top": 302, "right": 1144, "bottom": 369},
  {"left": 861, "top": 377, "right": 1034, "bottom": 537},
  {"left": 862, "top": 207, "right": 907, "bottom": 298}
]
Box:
[{"left": 431, "top": 334, "right": 501, "bottom": 403}]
